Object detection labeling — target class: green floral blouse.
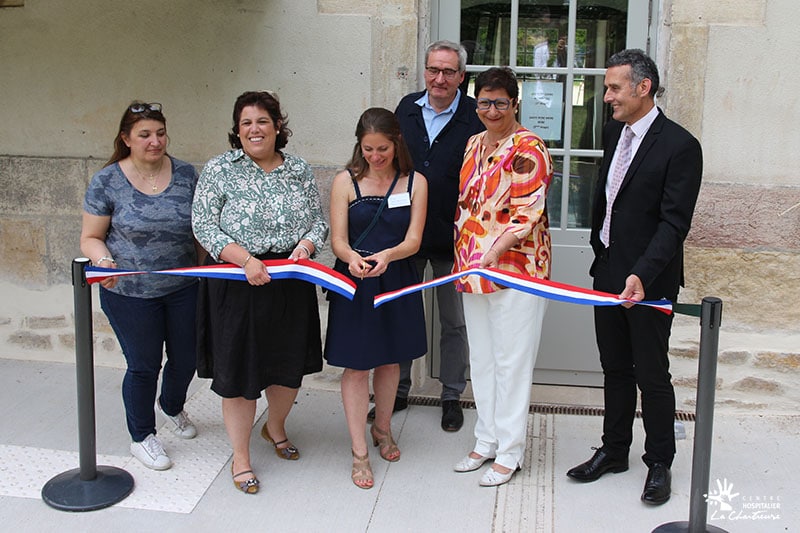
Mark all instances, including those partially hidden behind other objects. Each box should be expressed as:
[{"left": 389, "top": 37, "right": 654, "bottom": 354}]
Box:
[{"left": 192, "top": 149, "right": 328, "bottom": 260}]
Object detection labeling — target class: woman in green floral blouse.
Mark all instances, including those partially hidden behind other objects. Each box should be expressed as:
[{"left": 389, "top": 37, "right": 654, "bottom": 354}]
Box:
[{"left": 192, "top": 91, "right": 328, "bottom": 494}]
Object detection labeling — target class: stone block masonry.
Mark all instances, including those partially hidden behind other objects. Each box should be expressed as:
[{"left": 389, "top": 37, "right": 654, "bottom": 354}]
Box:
[{"left": 2, "top": 156, "right": 800, "bottom": 413}]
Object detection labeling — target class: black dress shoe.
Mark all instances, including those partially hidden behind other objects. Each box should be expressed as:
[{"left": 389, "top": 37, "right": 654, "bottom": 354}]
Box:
[
  {"left": 367, "top": 396, "right": 408, "bottom": 421},
  {"left": 641, "top": 463, "right": 671, "bottom": 505},
  {"left": 441, "top": 400, "right": 464, "bottom": 432},
  {"left": 566, "top": 448, "right": 629, "bottom": 482}
]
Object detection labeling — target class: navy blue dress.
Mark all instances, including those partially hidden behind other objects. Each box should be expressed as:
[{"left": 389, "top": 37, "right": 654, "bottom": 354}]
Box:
[{"left": 324, "top": 172, "right": 427, "bottom": 370}]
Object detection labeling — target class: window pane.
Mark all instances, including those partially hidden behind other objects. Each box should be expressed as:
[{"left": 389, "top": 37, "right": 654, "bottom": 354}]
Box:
[
  {"left": 566, "top": 157, "right": 599, "bottom": 229},
  {"left": 461, "top": 0, "right": 512, "bottom": 66},
  {"left": 577, "top": 0, "right": 628, "bottom": 68},
  {"left": 517, "top": 1, "right": 569, "bottom": 68},
  {"left": 547, "top": 156, "right": 600, "bottom": 230},
  {"left": 547, "top": 157, "right": 564, "bottom": 229},
  {"left": 571, "top": 74, "right": 606, "bottom": 150}
]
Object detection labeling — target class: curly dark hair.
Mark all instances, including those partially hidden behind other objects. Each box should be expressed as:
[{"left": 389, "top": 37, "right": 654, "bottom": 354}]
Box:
[{"left": 228, "top": 91, "right": 292, "bottom": 150}]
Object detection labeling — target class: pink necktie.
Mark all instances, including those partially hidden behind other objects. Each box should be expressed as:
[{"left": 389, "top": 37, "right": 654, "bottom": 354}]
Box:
[{"left": 600, "top": 126, "right": 635, "bottom": 247}]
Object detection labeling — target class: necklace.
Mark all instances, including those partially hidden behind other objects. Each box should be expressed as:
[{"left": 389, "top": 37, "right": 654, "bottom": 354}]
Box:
[
  {"left": 483, "top": 130, "right": 516, "bottom": 149},
  {"left": 132, "top": 157, "right": 164, "bottom": 193}
]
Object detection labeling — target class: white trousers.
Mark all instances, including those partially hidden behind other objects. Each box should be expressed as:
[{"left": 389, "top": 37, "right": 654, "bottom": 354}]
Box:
[{"left": 463, "top": 289, "right": 547, "bottom": 469}]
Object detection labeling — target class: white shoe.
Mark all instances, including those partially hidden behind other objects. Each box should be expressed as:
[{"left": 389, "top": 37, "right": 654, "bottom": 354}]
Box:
[
  {"left": 479, "top": 464, "right": 520, "bottom": 486},
  {"left": 131, "top": 434, "right": 172, "bottom": 470},
  {"left": 454, "top": 452, "right": 494, "bottom": 472},
  {"left": 157, "top": 400, "right": 197, "bottom": 439}
]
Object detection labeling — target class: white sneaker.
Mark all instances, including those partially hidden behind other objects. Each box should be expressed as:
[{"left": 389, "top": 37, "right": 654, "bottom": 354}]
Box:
[
  {"left": 131, "top": 434, "right": 172, "bottom": 470},
  {"left": 156, "top": 400, "right": 197, "bottom": 439}
]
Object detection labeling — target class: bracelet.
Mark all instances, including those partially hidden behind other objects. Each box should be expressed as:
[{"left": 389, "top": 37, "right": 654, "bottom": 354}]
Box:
[
  {"left": 242, "top": 255, "right": 253, "bottom": 268},
  {"left": 296, "top": 243, "right": 311, "bottom": 257},
  {"left": 97, "top": 256, "right": 116, "bottom": 265},
  {"left": 487, "top": 248, "right": 499, "bottom": 258}
]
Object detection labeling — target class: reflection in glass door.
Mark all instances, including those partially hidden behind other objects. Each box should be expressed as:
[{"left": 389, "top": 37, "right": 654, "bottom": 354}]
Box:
[{"left": 436, "top": 0, "right": 653, "bottom": 385}]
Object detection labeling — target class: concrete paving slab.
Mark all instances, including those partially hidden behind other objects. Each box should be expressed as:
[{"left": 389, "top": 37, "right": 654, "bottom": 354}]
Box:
[{"left": 0, "top": 358, "right": 796, "bottom": 532}]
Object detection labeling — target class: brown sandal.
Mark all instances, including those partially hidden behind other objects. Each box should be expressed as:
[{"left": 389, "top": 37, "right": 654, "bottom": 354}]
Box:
[
  {"left": 370, "top": 424, "right": 400, "bottom": 462},
  {"left": 261, "top": 423, "right": 300, "bottom": 460},
  {"left": 351, "top": 450, "right": 374, "bottom": 489},
  {"left": 231, "top": 464, "right": 259, "bottom": 494}
]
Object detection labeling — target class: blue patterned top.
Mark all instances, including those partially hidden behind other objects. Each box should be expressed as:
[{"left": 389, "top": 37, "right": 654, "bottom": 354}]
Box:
[
  {"left": 83, "top": 156, "right": 199, "bottom": 298},
  {"left": 192, "top": 149, "right": 328, "bottom": 260}
]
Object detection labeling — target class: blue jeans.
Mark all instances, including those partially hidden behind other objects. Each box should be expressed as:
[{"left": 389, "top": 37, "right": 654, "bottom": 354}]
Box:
[
  {"left": 397, "top": 258, "right": 469, "bottom": 401},
  {"left": 100, "top": 283, "right": 198, "bottom": 442}
]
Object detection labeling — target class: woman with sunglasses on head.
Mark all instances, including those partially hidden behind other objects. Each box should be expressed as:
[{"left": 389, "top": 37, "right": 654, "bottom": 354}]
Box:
[
  {"left": 81, "top": 101, "right": 204, "bottom": 471},
  {"left": 452, "top": 67, "right": 553, "bottom": 486},
  {"left": 192, "top": 91, "right": 328, "bottom": 495}
]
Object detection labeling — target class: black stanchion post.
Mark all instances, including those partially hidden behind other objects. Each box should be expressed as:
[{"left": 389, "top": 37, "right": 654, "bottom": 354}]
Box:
[
  {"left": 41, "top": 258, "right": 134, "bottom": 511},
  {"left": 654, "top": 297, "right": 727, "bottom": 533},
  {"left": 75, "top": 257, "right": 97, "bottom": 479}
]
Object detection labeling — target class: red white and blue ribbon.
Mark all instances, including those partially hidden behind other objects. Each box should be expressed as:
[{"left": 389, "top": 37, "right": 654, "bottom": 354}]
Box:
[
  {"left": 85, "top": 259, "right": 357, "bottom": 300},
  {"left": 374, "top": 267, "right": 672, "bottom": 314}
]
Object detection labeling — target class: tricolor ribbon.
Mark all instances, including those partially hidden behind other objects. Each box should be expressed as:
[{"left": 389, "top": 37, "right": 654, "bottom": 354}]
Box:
[
  {"left": 85, "top": 259, "right": 356, "bottom": 300},
  {"left": 374, "top": 267, "right": 672, "bottom": 315}
]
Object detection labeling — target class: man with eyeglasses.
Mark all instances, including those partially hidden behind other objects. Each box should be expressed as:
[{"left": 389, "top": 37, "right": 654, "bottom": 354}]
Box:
[{"left": 371, "top": 40, "right": 483, "bottom": 432}]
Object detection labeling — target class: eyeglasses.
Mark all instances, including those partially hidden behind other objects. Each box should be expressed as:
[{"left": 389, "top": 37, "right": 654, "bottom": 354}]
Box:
[
  {"left": 424, "top": 66, "right": 459, "bottom": 80},
  {"left": 476, "top": 98, "right": 512, "bottom": 111},
  {"left": 129, "top": 102, "right": 162, "bottom": 113}
]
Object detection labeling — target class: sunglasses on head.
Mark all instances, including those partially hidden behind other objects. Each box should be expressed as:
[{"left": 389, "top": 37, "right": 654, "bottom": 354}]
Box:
[{"left": 129, "top": 102, "right": 162, "bottom": 113}]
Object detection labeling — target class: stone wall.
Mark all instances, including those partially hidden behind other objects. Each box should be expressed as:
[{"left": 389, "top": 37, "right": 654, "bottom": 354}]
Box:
[
  {"left": 0, "top": 162, "right": 340, "bottom": 370},
  {"left": 0, "top": 156, "right": 99, "bottom": 286},
  {"left": 2, "top": 0, "right": 800, "bottom": 412},
  {"left": 658, "top": 0, "right": 800, "bottom": 414}
]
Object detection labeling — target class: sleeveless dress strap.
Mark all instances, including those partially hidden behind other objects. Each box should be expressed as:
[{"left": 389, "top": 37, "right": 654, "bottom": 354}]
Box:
[
  {"left": 385, "top": 169, "right": 401, "bottom": 197},
  {"left": 351, "top": 169, "right": 402, "bottom": 251},
  {"left": 347, "top": 168, "right": 362, "bottom": 199}
]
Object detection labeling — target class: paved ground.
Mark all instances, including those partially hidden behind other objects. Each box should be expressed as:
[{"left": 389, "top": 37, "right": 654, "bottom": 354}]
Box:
[{"left": 0, "top": 358, "right": 796, "bottom": 532}]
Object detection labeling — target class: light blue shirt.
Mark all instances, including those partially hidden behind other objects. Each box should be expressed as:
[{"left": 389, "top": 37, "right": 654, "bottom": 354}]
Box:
[{"left": 415, "top": 90, "right": 462, "bottom": 146}]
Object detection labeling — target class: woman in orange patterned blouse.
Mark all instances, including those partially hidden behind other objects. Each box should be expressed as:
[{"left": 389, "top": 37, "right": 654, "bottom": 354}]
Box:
[{"left": 452, "top": 67, "right": 553, "bottom": 487}]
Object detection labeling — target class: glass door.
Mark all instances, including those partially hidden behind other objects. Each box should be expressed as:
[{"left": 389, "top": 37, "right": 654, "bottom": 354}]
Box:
[{"left": 434, "top": 0, "right": 655, "bottom": 385}]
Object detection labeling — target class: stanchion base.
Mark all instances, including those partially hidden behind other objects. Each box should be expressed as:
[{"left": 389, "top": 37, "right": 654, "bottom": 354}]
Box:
[
  {"left": 41, "top": 465, "right": 134, "bottom": 512},
  {"left": 653, "top": 521, "right": 729, "bottom": 533}
]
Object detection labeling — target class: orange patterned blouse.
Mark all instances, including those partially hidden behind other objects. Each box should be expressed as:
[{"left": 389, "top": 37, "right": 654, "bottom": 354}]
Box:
[{"left": 453, "top": 128, "right": 553, "bottom": 293}]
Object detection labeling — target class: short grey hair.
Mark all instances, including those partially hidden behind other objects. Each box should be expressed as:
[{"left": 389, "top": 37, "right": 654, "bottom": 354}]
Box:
[
  {"left": 425, "top": 40, "right": 467, "bottom": 72},
  {"left": 607, "top": 48, "right": 663, "bottom": 98}
]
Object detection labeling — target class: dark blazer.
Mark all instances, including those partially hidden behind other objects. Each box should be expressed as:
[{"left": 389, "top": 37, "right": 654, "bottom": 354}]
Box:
[
  {"left": 396, "top": 91, "right": 485, "bottom": 261},
  {"left": 589, "top": 109, "right": 703, "bottom": 300}
]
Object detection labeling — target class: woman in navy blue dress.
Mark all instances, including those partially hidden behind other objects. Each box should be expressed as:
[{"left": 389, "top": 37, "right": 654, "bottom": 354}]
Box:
[{"left": 325, "top": 108, "right": 428, "bottom": 489}]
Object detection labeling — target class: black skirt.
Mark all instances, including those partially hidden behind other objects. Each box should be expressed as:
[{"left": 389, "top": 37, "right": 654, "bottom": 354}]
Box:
[{"left": 196, "top": 253, "right": 323, "bottom": 399}]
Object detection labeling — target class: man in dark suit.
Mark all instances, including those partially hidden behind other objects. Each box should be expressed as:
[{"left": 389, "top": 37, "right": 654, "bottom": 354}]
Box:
[
  {"left": 365, "top": 40, "right": 484, "bottom": 431},
  {"left": 566, "top": 49, "right": 703, "bottom": 505}
]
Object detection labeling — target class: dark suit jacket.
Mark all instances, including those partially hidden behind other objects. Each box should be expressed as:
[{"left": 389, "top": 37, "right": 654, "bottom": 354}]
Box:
[
  {"left": 396, "top": 91, "right": 485, "bottom": 261},
  {"left": 589, "top": 109, "right": 703, "bottom": 300}
]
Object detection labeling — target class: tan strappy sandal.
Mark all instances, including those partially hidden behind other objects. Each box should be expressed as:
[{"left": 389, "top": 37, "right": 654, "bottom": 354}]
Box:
[
  {"left": 351, "top": 450, "right": 374, "bottom": 489},
  {"left": 370, "top": 424, "right": 401, "bottom": 462}
]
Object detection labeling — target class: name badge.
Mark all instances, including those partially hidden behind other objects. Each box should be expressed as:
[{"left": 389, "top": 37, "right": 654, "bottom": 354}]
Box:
[{"left": 387, "top": 192, "right": 411, "bottom": 208}]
